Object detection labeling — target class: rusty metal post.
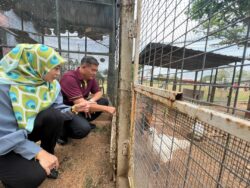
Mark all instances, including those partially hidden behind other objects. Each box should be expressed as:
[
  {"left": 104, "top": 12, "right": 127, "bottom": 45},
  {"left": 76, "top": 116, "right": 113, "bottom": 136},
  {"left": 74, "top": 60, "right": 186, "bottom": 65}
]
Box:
[
  {"left": 150, "top": 65, "right": 154, "bottom": 87},
  {"left": 128, "top": 0, "right": 141, "bottom": 187},
  {"left": 56, "top": 0, "right": 61, "bottom": 55},
  {"left": 41, "top": 35, "right": 44, "bottom": 44},
  {"left": 107, "top": 0, "right": 117, "bottom": 105},
  {"left": 107, "top": 33, "right": 116, "bottom": 103},
  {"left": 128, "top": 85, "right": 136, "bottom": 187},
  {"left": 0, "top": 38, "right": 3, "bottom": 59},
  {"left": 21, "top": 13, "right": 24, "bottom": 31},
  {"left": 193, "top": 71, "right": 198, "bottom": 99},
  {"left": 232, "top": 21, "right": 250, "bottom": 114},
  {"left": 67, "top": 31, "right": 70, "bottom": 62},
  {"left": 116, "top": 0, "right": 134, "bottom": 187},
  {"left": 227, "top": 62, "right": 237, "bottom": 112},
  {"left": 245, "top": 96, "right": 250, "bottom": 119},
  {"left": 140, "top": 63, "right": 144, "bottom": 84},
  {"left": 85, "top": 35, "right": 87, "bottom": 57},
  {"left": 210, "top": 68, "right": 218, "bottom": 103},
  {"left": 133, "top": 1, "right": 141, "bottom": 85},
  {"left": 172, "top": 68, "right": 178, "bottom": 91},
  {"left": 206, "top": 68, "right": 214, "bottom": 102}
]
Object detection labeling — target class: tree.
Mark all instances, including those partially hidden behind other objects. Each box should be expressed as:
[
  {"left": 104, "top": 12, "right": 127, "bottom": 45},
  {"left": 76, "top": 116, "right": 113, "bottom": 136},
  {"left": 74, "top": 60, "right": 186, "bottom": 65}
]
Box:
[
  {"left": 189, "top": 0, "right": 250, "bottom": 45},
  {"left": 102, "top": 69, "right": 108, "bottom": 76},
  {"left": 96, "top": 72, "right": 104, "bottom": 83},
  {"left": 235, "top": 70, "right": 250, "bottom": 81},
  {"left": 202, "top": 75, "right": 214, "bottom": 82},
  {"left": 157, "top": 74, "right": 164, "bottom": 79},
  {"left": 217, "top": 69, "right": 230, "bottom": 83}
]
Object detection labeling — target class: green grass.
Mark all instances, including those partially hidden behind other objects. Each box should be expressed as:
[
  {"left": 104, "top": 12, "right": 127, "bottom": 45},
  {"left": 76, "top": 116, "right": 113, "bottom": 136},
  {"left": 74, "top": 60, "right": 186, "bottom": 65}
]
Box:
[
  {"left": 102, "top": 78, "right": 249, "bottom": 104},
  {"left": 92, "top": 126, "right": 109, "bottom": 133},
  {"left": 140, "top": 80, "right": 249, "bottom": 103},
  {"left": 84, "top": 176, "right": 94, "bottom": 188}
]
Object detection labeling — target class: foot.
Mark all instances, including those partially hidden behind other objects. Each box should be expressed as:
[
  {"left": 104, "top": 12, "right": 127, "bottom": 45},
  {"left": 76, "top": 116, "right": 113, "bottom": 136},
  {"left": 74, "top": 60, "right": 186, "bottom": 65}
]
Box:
[
  {"left": 57, "top": 136, "right": 68, "bottom": 145},
  {"left": 90, "top": 123, "right": 96, "bottom": 130},
  {"left": 47, "top": 168, "right": 59, "bottom": 179}
]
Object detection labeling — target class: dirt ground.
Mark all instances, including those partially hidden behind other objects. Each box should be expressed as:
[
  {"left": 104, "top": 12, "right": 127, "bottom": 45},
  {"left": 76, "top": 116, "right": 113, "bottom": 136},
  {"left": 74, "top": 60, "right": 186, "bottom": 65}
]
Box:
[{"left": 0, "top": 113, "right": 115, "bottom": 188}]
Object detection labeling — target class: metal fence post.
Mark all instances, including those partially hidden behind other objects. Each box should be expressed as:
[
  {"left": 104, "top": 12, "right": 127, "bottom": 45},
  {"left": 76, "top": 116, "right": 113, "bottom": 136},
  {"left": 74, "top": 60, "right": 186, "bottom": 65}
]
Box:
[
  {"left": 55, "top": 0, "right": 61, "bottom": 55},
  {"left": 117, "top": 0, "right": 135, "bottom": 187},
  {"left": 128, "top": 0, "right": 142, "bottom": 187}
]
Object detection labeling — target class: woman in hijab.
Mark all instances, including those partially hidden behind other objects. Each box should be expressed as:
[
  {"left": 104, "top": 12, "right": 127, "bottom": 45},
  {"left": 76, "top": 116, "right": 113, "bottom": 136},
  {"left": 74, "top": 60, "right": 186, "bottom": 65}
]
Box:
[{"left": 0, "top": 44, "right": 85, "bottom": 188}]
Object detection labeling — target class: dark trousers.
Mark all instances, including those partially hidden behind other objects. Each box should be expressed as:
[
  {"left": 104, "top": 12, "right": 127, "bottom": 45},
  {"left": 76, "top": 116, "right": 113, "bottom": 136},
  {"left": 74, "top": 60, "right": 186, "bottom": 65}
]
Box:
[
  {"left": 0, "top": 107, "right": 64, "bottom": 188},
  {"left": 62, "top": 98, "right": 109, "bottom": 139}
]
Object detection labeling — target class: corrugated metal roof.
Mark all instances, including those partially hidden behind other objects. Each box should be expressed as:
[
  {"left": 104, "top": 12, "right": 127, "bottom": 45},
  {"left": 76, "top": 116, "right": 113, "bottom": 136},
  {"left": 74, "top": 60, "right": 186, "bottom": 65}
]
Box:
[
  {"left": 139, "top": 43, "right": 242, "bottom": 70},
  {"left": 1, "top": 27, "right": 37, "bottom": 43},
  {"left": 0, "top": 0, "right": 114, "bottom": 40}
]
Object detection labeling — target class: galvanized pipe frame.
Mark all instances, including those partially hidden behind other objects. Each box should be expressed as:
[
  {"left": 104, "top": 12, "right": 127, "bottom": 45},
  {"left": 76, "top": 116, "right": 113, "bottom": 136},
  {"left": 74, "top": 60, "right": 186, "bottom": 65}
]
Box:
[{"left": 134, "top": 84, "right": 250, "bottom": 143}]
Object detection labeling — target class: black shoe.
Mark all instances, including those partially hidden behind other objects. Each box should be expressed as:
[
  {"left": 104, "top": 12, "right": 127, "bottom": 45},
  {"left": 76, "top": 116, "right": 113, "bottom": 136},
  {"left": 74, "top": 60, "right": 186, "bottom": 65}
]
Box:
[
  {"left": 47, "top": 168, "right": 59, "bottom": 179},
  {"left": 57, "top": 137, "right": 68, "bottom": 145},
  {"left": 1, "top": 181, "right": 10, "bottom": 188},
  {"left": 90, "top": 123, "right": 96, "bottom": 130}
]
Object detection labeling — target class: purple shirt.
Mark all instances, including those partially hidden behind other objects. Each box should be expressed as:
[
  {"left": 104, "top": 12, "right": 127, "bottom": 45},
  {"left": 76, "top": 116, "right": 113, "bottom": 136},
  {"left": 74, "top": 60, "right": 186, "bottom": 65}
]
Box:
[{"left": 60, "top": 68, "right": 100, "bottom": 105}]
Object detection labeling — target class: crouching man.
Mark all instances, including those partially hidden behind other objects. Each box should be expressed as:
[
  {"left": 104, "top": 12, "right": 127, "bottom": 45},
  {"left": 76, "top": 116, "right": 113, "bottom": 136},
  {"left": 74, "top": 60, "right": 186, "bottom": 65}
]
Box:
[{"left": 58, "top": 56, "right": 115, "bottom": 144}]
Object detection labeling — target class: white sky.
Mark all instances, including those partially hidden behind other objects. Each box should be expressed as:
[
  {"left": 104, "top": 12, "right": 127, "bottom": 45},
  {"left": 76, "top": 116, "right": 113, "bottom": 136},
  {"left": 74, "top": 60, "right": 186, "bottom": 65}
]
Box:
[
  {"left": 138, "top": 0, "right": 250, "bottom": 79},
  {"left": 2, "top": 1, "right": 250, "bottom": 77}
]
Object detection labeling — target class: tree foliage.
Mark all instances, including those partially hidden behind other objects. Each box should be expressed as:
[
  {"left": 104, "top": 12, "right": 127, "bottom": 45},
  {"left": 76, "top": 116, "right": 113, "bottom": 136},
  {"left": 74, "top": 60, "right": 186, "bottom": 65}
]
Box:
[
  {"left": 102, "top": 69, "right": 109, "bottom": 76},
  {"left": 189, "top": 0, "right": 250, "bottom": 45}
]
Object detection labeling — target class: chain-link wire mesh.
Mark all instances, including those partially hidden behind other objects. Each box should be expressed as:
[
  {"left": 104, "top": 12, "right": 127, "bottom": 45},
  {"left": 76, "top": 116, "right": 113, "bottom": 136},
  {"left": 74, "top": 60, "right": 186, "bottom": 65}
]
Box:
[
  {"left": 0, "top": 0, "right": 118, "bottom": 98},
  {"left": 132, "top": 1, "right": 250, "bottom": 185},
  {"left": 131, "top": 1, "right": 250, "bottom": 187},
  {"left": 136, "top": 0, "right": 250, "bottom": 119},
  {"left": 133, "top": 92, "right": 250, "bottom": 188}
]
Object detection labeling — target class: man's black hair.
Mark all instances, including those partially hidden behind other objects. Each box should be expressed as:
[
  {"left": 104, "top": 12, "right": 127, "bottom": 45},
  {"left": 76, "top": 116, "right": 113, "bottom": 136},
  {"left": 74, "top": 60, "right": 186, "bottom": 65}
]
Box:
[{"left": 81, "top": 56, "right": 99, "bottom": 66}]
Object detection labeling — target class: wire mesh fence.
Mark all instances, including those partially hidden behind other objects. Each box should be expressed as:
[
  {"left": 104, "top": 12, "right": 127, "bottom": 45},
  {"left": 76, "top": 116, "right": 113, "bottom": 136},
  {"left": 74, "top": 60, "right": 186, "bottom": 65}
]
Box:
[
  {"left": 136, "top": 0, "right": 250, "bottom": 119},
  {"left": 130, "top": 1, "right": 250, "bottom": 186},
  {"left": 0, "top": 0, "right": 118, "bottom": 98},
  {"left": 132, "top": 91, "right": 250, "bottom": 188}
]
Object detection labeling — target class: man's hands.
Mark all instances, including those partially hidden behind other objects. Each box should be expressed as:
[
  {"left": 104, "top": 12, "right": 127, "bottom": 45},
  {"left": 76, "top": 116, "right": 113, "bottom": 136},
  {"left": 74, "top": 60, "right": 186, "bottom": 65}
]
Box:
[
  {"left": 74, "top": 100, "right": 90, "bottom": 113},
  {"left": 72, "top": 98, "right": 116, "bottom": 116},
  {"left": 88, "top": 99, "right": 97, "bottom": 104},
  {"left": 73, "top": 100, "right": 96, "bottom": 118},
  {"left": 105, "top": 106, "right": 116, "bottom": 115},
  {"left": 84, "top": 99, "right": 97, "bottom": 118},
  {"left": 36, "top": 149, "right": 59, "bottom": 175}
]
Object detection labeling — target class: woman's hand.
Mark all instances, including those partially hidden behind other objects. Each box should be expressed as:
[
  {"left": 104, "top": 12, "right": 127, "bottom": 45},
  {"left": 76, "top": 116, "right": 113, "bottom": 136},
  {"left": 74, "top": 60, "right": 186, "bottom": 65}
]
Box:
[{"left": 36, "top": 149, "right": 59, "bottom": 175}]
